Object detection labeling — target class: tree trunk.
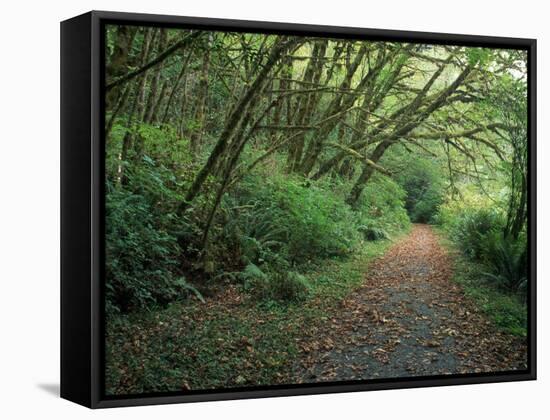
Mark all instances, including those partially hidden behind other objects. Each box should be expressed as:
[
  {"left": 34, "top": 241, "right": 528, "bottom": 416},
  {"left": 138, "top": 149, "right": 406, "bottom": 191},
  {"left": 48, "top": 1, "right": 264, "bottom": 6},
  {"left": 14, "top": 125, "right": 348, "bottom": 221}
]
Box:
[
  {"left": 346, "top": 139, "right": 393, "bottom": 206},
  {"left": 345, "top": 64, "right": 474, "bottom": 206},
  {"left": 106, "top": 26, "right": 137, "bottom": 109},
  {"left": 161, "top": 51, "right": 193, "bottom": 124},
  {"left": 298, "top": 44, "right": 371, "bottom": 175},
  {"left": 312, "top": 52, "right": 465, "bottom": 181},
  {"left": 286, "top": 41, "right": 327, "bottom": 171},
  {"left": 190, "top": 35, "right": 212, "bottom": 155},
  {"left": 144, "top": 29, "right": 167, "bottom": 124},
  {"left": 149, "top": 79, "right": 169, "bottom": 124},
  {"left": 179, "top": 37, "right": 299, "bottom": 212},
  {"left": 116, "top": 28, "right": 155, "bottom": 184}
]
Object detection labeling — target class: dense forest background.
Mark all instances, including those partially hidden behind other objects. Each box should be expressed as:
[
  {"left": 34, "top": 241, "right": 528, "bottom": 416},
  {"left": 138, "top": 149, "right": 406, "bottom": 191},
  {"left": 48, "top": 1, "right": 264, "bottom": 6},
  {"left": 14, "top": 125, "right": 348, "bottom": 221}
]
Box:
[{"left": 104, "top": 25, "right": 528, "bottom": 394}]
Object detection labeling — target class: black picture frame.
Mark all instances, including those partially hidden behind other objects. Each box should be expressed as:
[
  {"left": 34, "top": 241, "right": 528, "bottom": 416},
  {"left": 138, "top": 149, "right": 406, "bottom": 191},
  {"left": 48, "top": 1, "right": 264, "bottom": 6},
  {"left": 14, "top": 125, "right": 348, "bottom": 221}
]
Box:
[{"left": 61, "top": 10, "right": 537, "bottom": 409}]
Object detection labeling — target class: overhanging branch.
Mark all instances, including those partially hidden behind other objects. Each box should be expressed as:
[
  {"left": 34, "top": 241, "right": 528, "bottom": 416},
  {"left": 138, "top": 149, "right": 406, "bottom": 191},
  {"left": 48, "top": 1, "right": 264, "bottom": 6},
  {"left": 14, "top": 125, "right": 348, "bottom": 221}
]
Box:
[
  {"left": 325, "top": 142, "right": 392, "bottom": 176},
  {"left": 106, "top": 32, "right": 201, "bottom": 92}
]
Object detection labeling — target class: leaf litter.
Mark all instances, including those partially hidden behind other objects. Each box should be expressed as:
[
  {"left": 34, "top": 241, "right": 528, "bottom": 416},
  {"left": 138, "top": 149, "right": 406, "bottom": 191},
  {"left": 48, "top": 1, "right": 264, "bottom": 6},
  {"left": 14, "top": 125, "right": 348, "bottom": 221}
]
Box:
[
  {"left": 294, "top": 224, "right": 527, "bottom": 382},
  {"left": 106, "top": 225, "right": 527, "bottom": 394}
]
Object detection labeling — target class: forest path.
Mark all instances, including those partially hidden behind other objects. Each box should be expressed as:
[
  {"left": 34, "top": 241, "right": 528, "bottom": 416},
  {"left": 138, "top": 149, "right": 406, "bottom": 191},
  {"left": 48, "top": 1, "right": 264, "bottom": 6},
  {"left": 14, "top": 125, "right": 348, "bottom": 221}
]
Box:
[{"left": 296, "top": 224, "right": 527, "bottom": 382}]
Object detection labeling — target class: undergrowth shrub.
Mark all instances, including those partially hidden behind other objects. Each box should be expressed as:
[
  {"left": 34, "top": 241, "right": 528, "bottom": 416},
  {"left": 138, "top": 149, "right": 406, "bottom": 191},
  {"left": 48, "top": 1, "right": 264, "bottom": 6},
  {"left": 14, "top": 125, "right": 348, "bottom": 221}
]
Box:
[
  {"left": 395, "top": 158, "right": 444, "bottom": 223},
  {"left": 270, "top": 271, "right": 311, "bottom": 302},
  {"left": 437, "top": 203, "right": 527, "bottom": 298},
  {"left": 358, "top": 225, "right": 389, "bottom": 241},
  {"left": 355, "top": 174, "right": 411, "bottom": 236},
  {"left": 224, "top": 173, "right": 360, "bottom": 266},
  {"left": 105, "top": 135, "right": 202, "bottom": 314},
  {"left": 451, "top": 208, "right": 504, "bottom": 260},
  {"left": 481, "top": 230, "right": 527, "bottom": 295},
  {"left": 242, "top": 263, "right": 311, "bottom": 303},
  {"left": 105, "top": 185, "right": 182, "bottom": 313}
]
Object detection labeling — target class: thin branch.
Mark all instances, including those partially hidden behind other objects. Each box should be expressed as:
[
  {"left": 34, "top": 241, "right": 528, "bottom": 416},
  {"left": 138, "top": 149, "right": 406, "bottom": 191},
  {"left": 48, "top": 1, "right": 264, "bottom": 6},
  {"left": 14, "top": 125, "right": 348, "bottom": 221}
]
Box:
[
  {"left": 325, "top": 142, "right": 392, "bottom": 176},
  {"left": 106, "top": 32, "right": 200, "bottom": 92}
]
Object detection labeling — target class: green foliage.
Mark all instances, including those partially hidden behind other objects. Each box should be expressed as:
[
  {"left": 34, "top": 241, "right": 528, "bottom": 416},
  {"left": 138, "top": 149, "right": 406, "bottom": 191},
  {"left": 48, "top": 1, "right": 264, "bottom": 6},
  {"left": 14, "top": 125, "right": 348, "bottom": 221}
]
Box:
[
  {"left": 103, "top": 27, "right": 529, "bottom": 394},
  {"left": 270, "top": 272, "right": 311, "bottom": 303},
  {"left": 137, "top": 123, "right": 191, "bottom": 164},
  {"left": 105, "top": 185, "right": 182, "bottom": 313},
  {"left": 355, "top": 174, "right": 411, "bottom": 234},
  {"left": 241, "top": 262, "right": 269, "bottom": 283},
  {"left": 433, "top": 186, "right": 495, "bottom": 225},
  {"left": 450, "top": 208, "right": 504, "bottom": 260},
  {"left": 446, "top": 240, "right": 527, "bottom": 337},
  {"left": 222, "top": 196, "right": 289, "bottom": 269},
  {"left": 218, "top": 172, "right": 412, "bottom": 303},
  {"left": 481, "top": 230, "right": 527, "bottom": 294},
  {"left": 273, "top": 177, "right": 360, "bottom": 261},
  {"left": 106, "top": 122, "right": 196, "bottom": 186},
  {"left": 438, "top": 205, "right": 527, "bottom": 298},
  {"left": 175, "top": 277, "right": 205, "bottom": 303},
  {"left": 358, "top": 225, "right": 389, "bottom": 241},
  {"left": 466, "top": 47, "right": 492, "bottom": 67},
  {"left": 395, "top": 158, "right": 445, "bottom": 223},
  {"left": 245, "top": 268, "right": 311, "bottom": 303},
  {"left": 225, "top": 173, "right": 361, "bottom": 266},
  {"left": 104, "top": 126, "right": 201, "bottom": 313}
]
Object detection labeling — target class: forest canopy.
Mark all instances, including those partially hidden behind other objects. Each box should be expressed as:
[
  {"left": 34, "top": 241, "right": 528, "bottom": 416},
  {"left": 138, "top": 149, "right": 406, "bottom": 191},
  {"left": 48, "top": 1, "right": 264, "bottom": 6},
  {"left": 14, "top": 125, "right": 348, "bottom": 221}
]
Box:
[{"left": 104, "top": 24, "right": 529, "bottom": 394}]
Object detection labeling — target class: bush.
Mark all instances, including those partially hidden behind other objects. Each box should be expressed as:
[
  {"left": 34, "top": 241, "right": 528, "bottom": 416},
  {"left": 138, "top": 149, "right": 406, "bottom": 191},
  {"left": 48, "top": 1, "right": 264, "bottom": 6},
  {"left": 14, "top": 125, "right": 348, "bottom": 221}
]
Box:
[
  {"left": 433, "top": 186, "right": 495, "bottom": 228},
  {"left": 242, "top": 263, "right": 311, "bottom": 303},
  {"left": 358, "top": 225, "right": 389, "bottom": 241},
  {"left": 224, "top": 174, "right": 360, "bottom": 265},
  {"left": 354, "top": 174, "right": 411, "bottom": 235},
  {"left": 452, "top": 252, "right": 527, "bottom": 336},
  {"left": 105, "top": 186, "right": 182, "bottom": 313},
  {"left": 395, "top": 158, "right": 444, "bottom": 223},
  {"left": 481, "top": 230, "right": 527, "bottom": 295},
  {"left": 441, "top": 205, "right": 527, "bottom": 297},
  {"left": 270, "top": 271, "right": 311, "bottom": 302},
  {"left": 451, "top": 208, "right": 504, "bottom": 260},
  {"left": 104, "top": 145, "right": 203, "bottom": 314}
]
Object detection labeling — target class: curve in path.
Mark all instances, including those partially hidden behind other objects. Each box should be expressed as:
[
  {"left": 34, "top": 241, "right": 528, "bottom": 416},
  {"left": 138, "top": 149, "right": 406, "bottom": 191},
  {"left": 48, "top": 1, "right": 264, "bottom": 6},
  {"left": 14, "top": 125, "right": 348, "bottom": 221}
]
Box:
[{"left": 296, "top": 224, "right": 527, "bottom": 383}]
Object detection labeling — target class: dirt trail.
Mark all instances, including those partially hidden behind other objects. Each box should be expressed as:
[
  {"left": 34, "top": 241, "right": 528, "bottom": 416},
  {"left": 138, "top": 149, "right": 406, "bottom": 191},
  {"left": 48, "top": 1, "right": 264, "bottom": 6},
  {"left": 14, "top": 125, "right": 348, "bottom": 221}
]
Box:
[{"left": 296, "top": 224, "right": 527, "bottom": 383}]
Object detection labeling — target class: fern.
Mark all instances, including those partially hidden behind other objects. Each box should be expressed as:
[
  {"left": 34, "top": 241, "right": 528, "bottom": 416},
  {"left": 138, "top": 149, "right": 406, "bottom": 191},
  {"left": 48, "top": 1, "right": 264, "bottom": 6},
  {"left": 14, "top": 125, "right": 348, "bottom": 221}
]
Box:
[
  {"left": 241, "top": 263, "right": 268, "bottom": 281},
  {"left": 174, "top": 277, "right": 205, "bottom": 303},
  {"left": 358, "top": 225, "right": 389, "bottom": 241},
  {"left": 481, "top": 232, "right": 527, "bottom": 294}
]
